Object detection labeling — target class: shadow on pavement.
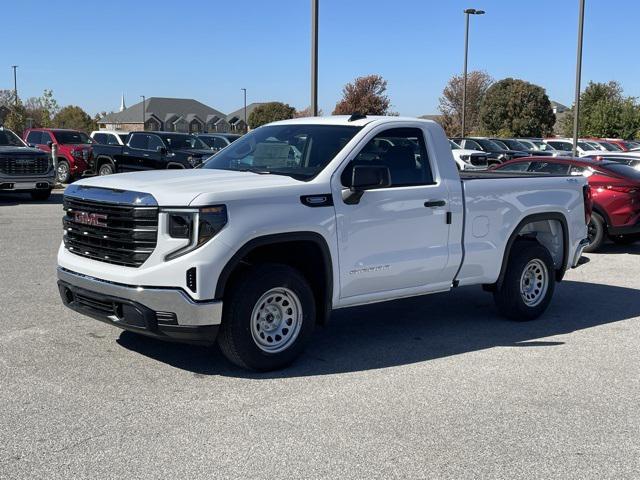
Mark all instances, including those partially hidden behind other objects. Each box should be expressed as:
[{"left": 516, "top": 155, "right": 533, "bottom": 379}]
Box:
[
  {"left": 0, "top": 190, "right": 64, "bottom": 206},
  {"left": 595, "top": 242, "right": 640, "bottom": 255},
  {"left": 117, "top": 279, "right": 640, "bottom": 378}
]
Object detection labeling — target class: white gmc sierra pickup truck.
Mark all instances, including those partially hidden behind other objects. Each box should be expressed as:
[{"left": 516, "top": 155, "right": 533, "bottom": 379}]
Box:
[{"left": 57, "top": 116, "right": 590, "bottom": 371}]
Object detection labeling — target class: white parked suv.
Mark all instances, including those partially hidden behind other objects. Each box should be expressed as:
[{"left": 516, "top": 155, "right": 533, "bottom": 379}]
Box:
[
  {"left": 449, "top": 140, "right": 488, "bottom": 170},
  {"left": 544, "top": 138, "right": 597, "bottom": 157},
  {"left": 58, "top": 116, "right": 590, "bottom": 371}
]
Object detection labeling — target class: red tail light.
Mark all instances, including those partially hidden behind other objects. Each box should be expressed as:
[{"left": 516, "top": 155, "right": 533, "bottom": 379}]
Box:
[{"left": 583, "top": 185, "right": 592, "bottom": 224}]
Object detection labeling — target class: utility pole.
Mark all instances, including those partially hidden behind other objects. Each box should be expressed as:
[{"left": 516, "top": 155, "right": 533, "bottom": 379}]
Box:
[
  {"left": 140, "top": 95, "right": 146, "bottom": 131},
  {"left": 461, "top": 9, "right": 484, "bottom": 137},
  {"left": 572, "top": 0, "right": 586, "bottom": 157},
  {"left": 241, "top": 88, "right": 247, "bottom": 132},
  {"left": 11, "top": 65, "right": 18, "bottom": 105},
  {"left": 311, "top": 0, "right": 319, "bottom": 116}
]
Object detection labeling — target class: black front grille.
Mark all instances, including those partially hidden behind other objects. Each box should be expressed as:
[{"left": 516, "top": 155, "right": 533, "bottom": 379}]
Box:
[
  {"left": 63, "top": 197, "right": 158, "bottom": 267},
  {"left": 0, "top": 156, "right": 50, "bottom": 175},
  {"left": 470, "top": 155, "right": 488, "bottom": 167}
]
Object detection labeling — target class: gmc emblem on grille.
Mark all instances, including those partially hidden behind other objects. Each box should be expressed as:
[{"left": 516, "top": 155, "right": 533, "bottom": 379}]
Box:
[
  {"left": 14, "top": 158, "right": 35, "bottom": 165},
  {"left": 73, "top": 211, "right": 107, "bottom": 227}
]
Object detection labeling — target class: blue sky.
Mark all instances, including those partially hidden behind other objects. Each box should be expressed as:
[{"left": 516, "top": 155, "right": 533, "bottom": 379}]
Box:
[{"left": 2, "top": 0, "right": 638, "bottom": 117}]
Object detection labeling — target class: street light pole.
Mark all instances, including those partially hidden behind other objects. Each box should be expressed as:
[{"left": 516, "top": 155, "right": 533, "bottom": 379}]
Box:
[
  {"left": 572, "top": 0, "right": 586, "bottom": 157},
  {"left": 140, "top": 95, "right": 146, "bottom": 131},
  {"left": 461, "top": 9, "right": 484, "bottom": 138},
  {"left": 241, "top": 88, "right": 247, "bottom": 132},
  {"left": 11, "top": 65, "right": 18, "bottom": 105},
  {"left": 311, "top": 0, "right": 319, "bottom": 116}
]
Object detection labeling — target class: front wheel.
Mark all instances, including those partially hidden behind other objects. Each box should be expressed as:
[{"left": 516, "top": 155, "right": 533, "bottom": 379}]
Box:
[
  {"left": 493, "top": 241, "right": 556, "bottom": 321},
  {"left": 217, "top": 264, "right": 316, "bottom": 371},
  {"left": 56, "top": 160, "right": 71, "bottom": 184},
  {"left": 98, "top": 162, "right": 114, "bottom": 176}
]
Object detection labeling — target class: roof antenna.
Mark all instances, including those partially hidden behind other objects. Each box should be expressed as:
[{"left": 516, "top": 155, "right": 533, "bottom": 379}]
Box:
[{"left": 348, "top": 112, "right": 366, "bottom": 122}]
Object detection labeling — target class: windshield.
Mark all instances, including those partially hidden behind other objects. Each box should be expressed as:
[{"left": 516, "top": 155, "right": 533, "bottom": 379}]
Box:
[
  {"left": 0, "top": 129, "right": 26, "bottom": 147},
  {"left": 54, "top": 131, "right": 92, "bottom": 144},
  {"left": 577, "top": 141, "right": 595, "bottom": 151},
  {"left": 533, "top": 140, "right": 554, "bottom": 151},
  {"left": 160, "top": 134, "right": 208, "bottom": 150},
  {"left": 449, "top": 140, "right": 461, "bottom": 150},
  {"left": 118, "top": 134, "right": 128, "bottom": 143},
  {"left": 476, "top": 138, "right": 505, "bottom": 151},
  {"left": 202, "top": 124, "right": 362, "bottom": 180},
  {"left": 501, "top": 139, "right": 528, "bottom": 150},
  {"left": 600, "top": 142, "right": 621, "bottom": 151}
]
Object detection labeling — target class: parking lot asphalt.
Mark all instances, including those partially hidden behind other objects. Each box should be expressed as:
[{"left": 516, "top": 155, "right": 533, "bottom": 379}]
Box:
[{"left": 1, "top": 190, "right": 639, "bottom": 479}]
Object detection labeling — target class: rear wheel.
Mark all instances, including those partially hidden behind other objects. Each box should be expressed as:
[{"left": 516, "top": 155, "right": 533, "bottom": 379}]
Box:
[
  {"left": 217, "top": 264, "right": 315, "bottom": 371},
  {"left": 584, "top": 212, "right": 605, "bottom": 253},
  {"left": 493, "top": 241, "right": 556, "bottom": 321},
  {"left": 56, "top": 160, "right": 71, "bottom": 184}
]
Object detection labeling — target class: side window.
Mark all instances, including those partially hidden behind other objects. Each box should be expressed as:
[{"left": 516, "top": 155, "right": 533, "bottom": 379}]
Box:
[
  {"left": 40, "top": 132, "right": 52, "bottom": 145},
  {"left": 92, "top": 133, "right": 107, "bottom": 144},
  {"left": 464, "top": 139, "right": 482, "bottom": 150},
  {"left": 213, "top": 137, "right": 228, "bottom": 149},
  {"left": 106, "top": 134, "right": 121, "bottom": 145},
  {"left": 26, "top": 131, "right": 42, "bottom": 145},
  {"left": 341, "top": 127, "right": 433, "bottom": 187},
  {"left": 569, "top": 165, "right": 586, "bottom": 176},
  {"left": 148, "top": 135, "right": 164, "bottom": 151},
  {"left": 529, "top": 162, "right": 570, "bottom": 174},
  {"left": 128, "top": 133, "right": 148, "bottom": 149}
]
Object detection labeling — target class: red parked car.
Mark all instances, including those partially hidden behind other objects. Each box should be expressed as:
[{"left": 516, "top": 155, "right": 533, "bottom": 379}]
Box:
[
  {"left": 23, "top": 128, "right": 94, "bottom": 184},
  {"left": 492, "top": 156, "right": 640, "bottom": 252}
]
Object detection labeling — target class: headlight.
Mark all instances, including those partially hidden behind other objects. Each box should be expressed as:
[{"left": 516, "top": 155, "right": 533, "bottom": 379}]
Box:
[
  {"left": 163, "top": 205, "right": 227, "bottom": 260},
  {"left": 460, "top": 155, "right": 469, "bottom": 161}
]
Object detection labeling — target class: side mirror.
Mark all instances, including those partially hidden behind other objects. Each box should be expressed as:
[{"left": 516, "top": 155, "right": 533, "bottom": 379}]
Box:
[
  {"left": 342, "top": 165, "right": 391, "bottom": 205},
  {"left": 157, "top": 146, "right": 167, "bottom": 155},
  {"left": 47, "top": 141, "right": 53, "bottom": 148}
]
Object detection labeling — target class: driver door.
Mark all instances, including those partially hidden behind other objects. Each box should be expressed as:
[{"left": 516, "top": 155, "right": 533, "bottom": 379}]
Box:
[{"left": 332, "top": 127, "right": 452, "bottom": 302}]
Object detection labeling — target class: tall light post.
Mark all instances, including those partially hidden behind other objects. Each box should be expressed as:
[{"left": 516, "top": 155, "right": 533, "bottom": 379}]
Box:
[
  {"left": 140, "top": 95, "right": 146, "bottom": 131},
  {"left": 572, "top": 0, "right": 586, "bottom": 157},
  {"left": 461, "top": 8, "right": 485, "bottom": 137},
  {"left": 11, "top": 65, "right": 18, "bottom": 105},
  {"left": 311, "top": 0, "right": 319, "bottom": 116},
  {"left": 241, "top": 88, "right": 247, "bottom": 132}
]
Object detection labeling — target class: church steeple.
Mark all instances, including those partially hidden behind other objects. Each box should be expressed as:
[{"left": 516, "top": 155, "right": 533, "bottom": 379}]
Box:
[{"left": 119, "top": 93, "right": 126, "bottom": 112}]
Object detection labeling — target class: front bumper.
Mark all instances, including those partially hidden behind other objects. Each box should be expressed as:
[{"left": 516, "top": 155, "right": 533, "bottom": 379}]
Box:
[
  {"left": 57, "top": 268, "right": 222, "bottom": 345},
  {"left": 0, "top": 172, "right": 55, "bottom": 191}
]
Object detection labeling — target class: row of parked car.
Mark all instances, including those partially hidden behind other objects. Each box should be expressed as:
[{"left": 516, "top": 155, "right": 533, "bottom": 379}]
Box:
[
  {"left": 449, "top": 136, "right": 640, "bottom": 170},
  {"left": 1, "top": 123, "right": 639, "bottom": 253}
]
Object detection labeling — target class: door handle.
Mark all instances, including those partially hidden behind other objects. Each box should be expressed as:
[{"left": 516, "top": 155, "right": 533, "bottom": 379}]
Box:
[
  {"left": 424, "top": 200, "right": 446, "bottom": 208},
  {"left": 143, "top": 154, "right": 149, "bottom": 157}
]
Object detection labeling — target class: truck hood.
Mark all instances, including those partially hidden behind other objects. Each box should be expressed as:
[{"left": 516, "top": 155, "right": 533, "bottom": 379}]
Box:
[
  {"left": 0, "top": 145, "right": 48, "bottom": 157},
  {"left": 71, "top": 168, "right": 303, "bottom": 205}
]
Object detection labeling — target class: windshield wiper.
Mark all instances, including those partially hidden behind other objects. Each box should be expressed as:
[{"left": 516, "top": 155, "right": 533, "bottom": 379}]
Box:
[{"left": 235, "top": 167, "right": 272, "bottom": 175}]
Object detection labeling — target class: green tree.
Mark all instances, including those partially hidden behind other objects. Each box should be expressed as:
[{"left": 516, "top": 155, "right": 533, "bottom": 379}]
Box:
[
  {"left": 248, "top": 102, "right": 296, "bottom": 128},
  {"left": 0, "top": 90, "right": 27, "bottom": 133},
  {"left": 560, "top": 81, "right": 640, "bottom": 139},
  {"left": 333, "top": 74, "right": 393, "bottom": 115},
  {"left": 438, "top": 71, "right": 493, "bottom": 136},
  {"left": 52, "top": 105, "right": 97, "bottom": 132},
  {"left": 479, "top": 78, "right": 555, "bottom": 137},
  {"left": 24, "top": 89, "right": 60, "bottom": 128}
]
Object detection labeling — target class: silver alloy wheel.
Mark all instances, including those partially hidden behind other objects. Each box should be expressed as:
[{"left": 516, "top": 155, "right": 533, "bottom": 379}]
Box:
[
  {"left": 519, "top": 259, "right": 548, "bottom": 307},
  {"left": 99, "top": 164, "right": 113, "bottom": 175},
  {"left": 250, "top": 287, "right": 303, "bottom": 353},
  {"left": 57, "top": 162, "right": 69, "bottom": 181}
]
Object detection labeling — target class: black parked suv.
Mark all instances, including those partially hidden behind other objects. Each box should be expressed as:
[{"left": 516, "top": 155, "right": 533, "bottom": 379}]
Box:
[
  {"left": 0, "top": 127, "right": 55, "bottom": 200},
  {"left": 489, "top": 138, "right": 553, "bottom": 157},
  {"left": 92, "top": 131, "right": 214, "bottom": 175},
  {"left": 451, "top": 137, "right": 531, "bottom": 166}
]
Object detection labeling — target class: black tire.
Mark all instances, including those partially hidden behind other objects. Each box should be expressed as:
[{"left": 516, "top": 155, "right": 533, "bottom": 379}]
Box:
[
  {"left": 56, "top": 159, "right": 71, "bottom": 184},
  {"left": 217, "top": 263, "right": 316, "bottom": 371},
  {"left": 30, "top": 189, "right": 52, "bottom": 201},
  {"left": 584, "top": 212, "right": 605, "bottom": 253},
  {"left": 610, "top": 234, "right": 639, "bottom": 246},
  {"left": 493, "top": 241, "right": 556, "bottom": 321},
  {"left": 98, "top": 161, "right": 114, "bottom": 176}
]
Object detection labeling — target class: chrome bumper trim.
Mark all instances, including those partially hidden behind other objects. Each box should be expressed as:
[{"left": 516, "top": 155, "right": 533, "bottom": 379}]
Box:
[{"left": 57, "top": 267, "right": 222, "bottom": 326}]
